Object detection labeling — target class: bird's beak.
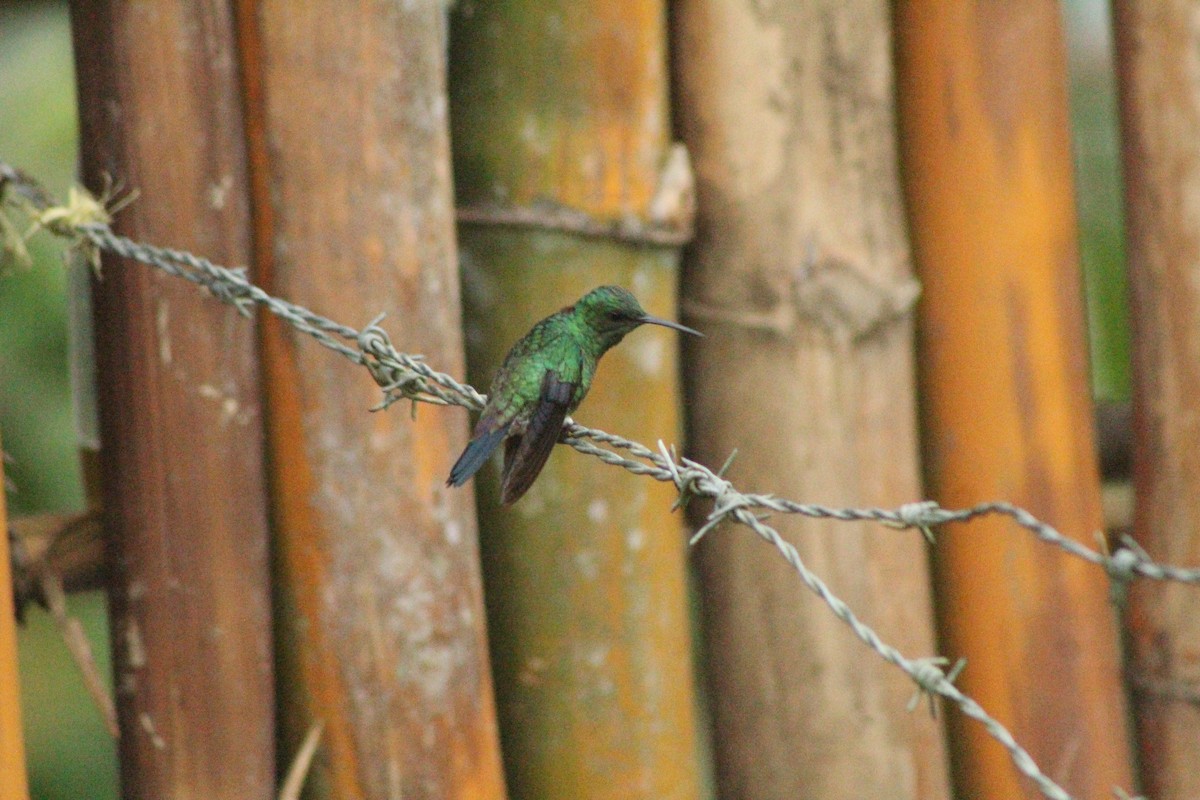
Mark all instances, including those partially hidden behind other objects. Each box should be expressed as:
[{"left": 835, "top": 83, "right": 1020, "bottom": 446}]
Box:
[{"left": 639, "top": 314, "right": 704, "bottom": 337}]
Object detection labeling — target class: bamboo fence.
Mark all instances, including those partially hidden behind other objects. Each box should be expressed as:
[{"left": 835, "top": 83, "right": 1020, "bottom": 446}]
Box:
[{"left": 6, "top": 3, "right": 1200, "bottom": 800}]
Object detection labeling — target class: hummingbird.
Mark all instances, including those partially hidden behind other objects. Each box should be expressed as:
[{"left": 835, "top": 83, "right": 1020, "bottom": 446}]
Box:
[{"left": 447, "top": 285, "right": 702, "bottom": 504}]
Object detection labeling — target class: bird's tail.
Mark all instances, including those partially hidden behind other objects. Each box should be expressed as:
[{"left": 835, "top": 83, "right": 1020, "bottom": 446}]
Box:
[{"left": 447, "top": 425, "right": 509, "bottom": 487}]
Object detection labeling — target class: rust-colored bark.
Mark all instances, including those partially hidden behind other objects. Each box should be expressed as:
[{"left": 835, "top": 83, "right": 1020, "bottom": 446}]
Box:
[
  {"left": 0, "top": 429, "right": 30, "bottom": 800},
  {"left": 895, "top": 3, "right": 1134, "bottom": 798},
  {"left": 1114, "top": 4, "right": 1200, "bottom": 798},
  {"left": 672, "top": 2, "right": 949, "bottom": 798},
  {"left": 70, "top": 2, "right": 275, "bottom": 798},
  {"left": 449, "top": 2, "right": 704, "bottom": 798},
  {"left": 238, "top": 1, "right": 507, "bottom": 797}
]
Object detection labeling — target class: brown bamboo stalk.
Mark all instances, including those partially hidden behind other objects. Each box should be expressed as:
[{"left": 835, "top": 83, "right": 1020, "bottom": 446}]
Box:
[
  {"left": 70, "top": 3, "right": 275, "bottom": 798},
  {"left": 1113, "top": 4, "right": 1200, "bottom": 797},
  {"left": 895, "top": 3, "right": 1135, "bottom": 797},
  {"left": 0, "top": 429, "right": 30, "bottom": 800},
  {"left": 671, "top": 3, "right": 949, "bottom": 798},
  {"left": 237, "top": 1, "right": 507, "bottom": 797},
  {"left": 448, "top": 2, "right": 704, "bottom": 798}
]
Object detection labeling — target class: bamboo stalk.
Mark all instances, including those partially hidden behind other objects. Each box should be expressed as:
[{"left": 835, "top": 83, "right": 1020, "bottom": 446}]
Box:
[
  {"left": 0, "top": 429, "right": 30, "bottom": 800},
  {"left": 1113, "top": 4, "right": 1200, "bottom": 797},
  {"left": 237, "top": 1, "right": 507, "bottom": 797},
  {"left": 70, "top": 2, "right": 275, "bottom": 798},
  {"left": 895, "top": 3, "right": 1134, "bottom": 797},
  {"left": 449, "top": 2, "right": 705, "bottom": 798},
  {"left": 672, "top": 2, "right": 949, "bottom": 798}
]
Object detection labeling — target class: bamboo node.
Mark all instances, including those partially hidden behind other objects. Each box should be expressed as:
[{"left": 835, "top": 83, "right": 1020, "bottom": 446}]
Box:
[
  {"left": 681, "top": 247, "right": 921, "bottom": 343},
  {"left": 1127, "top": 673, "right": 1200, "bottom": 708},
  {"left": 456, "top": 142, "right": 696, "bottom": 247},
  {"left": 795, "top": 251, "right": 921, "bottom": 342},
  {"left": 456, "top": 199, "right": 693, "bottom": 247}
]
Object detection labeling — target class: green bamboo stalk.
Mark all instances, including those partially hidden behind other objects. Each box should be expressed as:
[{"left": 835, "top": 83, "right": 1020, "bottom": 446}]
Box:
[{"left": 449, "top": 2, "right": 705, "bottom": 798}]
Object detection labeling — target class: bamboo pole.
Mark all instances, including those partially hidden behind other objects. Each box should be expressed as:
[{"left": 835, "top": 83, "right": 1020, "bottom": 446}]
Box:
[
  {"left": 237, "top": 2, "right": 507, "bottom": 797},
  {"left": 671, "top": 3, "right": 949, "bottom": 798},
  {"left": 0, "top": 429, "right": 30, "bottom": 800},
  {"left": 448, "top": 3, "right": 704, "bottom": 798},
  {"left": 895, "top": 3, "right": 1135, "bottom": 798},
  {"left": 70, "top": 3, "right": 275, "bottom": 798},
  {"left": 1113, "top": 4, "right": 1200, "bottom": 797}
]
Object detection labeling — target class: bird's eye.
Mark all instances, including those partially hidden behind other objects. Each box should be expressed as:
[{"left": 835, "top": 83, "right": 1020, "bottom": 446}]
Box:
[{"left": 607, "top": 309, "right": 625, "bottom": 321}]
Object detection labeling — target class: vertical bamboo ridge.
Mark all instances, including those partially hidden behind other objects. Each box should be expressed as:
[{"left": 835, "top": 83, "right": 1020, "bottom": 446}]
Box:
[
  {"left": 70, "top": 3, "right": 275, "bottom": 798},
  {"left": 895, "top": 3, "right": 1134, "bottom": 798},
  {"left": 450, "top": 1, "right": 704, "bottom": 798},
  {"left": 238, "top": 1, "right": 507, "bottom": 798},
  {"left": 0, "top": 429, "right": 30, "bottom": 800},
  {"left": 1113, "top": 4, "right": 1200, "bottom": 798},
  {"left": 672, "top": 2, "right": 949, "bottom": 798}
]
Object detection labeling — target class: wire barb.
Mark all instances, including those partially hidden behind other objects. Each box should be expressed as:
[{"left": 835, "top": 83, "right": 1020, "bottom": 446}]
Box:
[
  {"left": 1100, "top": 534, "right": 1150, "bottom": 609},
  {"left": 358, "top": 315, "right": 453, "bottom": 415},
  {"left": 884, "top": 500, "right": 942, "bottom": 544},
  {"left": 906, "top": 656, "right": 966, "bottom": 718}
]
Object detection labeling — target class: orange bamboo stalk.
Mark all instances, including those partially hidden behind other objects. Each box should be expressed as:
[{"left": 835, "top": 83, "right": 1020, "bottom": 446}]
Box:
[
  {"left": 71, "top": 2, "right": 275, "bottom": 798},
  {"left": 449, "top": 2, "right": 704, "bottom": 798},
  {"left": 672, "top": 2, "right": 949, "bottom": 798},
  {"left": 1113, "top": 4, "right": 1200, "bottom": 797},
  {"left": 0, "top": 429, "right": 30, "bottom": 800},
  {"left": 895, "top": 3, "right": 1134, "bottom": 798},
  {"left": 237, "top": 2, "right": 507, "bottom": 797}
]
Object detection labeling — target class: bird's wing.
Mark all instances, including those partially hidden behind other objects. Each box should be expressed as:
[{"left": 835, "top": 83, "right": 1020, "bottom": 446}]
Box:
[{"left": 500, "top": 369, "right": 575, "bottom": 504}]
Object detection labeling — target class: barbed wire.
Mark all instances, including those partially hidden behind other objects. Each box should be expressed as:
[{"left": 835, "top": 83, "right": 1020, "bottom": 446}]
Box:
[{"left": 3, "top": 164, "right": 1188, "bottom": 800}]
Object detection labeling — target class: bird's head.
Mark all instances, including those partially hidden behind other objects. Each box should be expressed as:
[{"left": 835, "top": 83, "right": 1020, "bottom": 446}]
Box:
[{"left": 574, "top": 285, "right": 702, "bottom": 351}]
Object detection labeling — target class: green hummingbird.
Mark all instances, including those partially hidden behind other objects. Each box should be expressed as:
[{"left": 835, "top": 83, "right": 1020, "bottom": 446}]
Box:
[{"left": 447, "top": 285, "right": 702, "bottom": 504}]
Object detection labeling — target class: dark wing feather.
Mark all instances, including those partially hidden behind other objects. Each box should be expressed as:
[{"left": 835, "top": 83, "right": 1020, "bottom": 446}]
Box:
[
  {"left": 447, "top": 423, "right": 511, "bottom": 487},
  {"left": 500, "top": 371, "right": 574, "bottom": 504},
  {"left": 503, "top": 434, "right": 522, "bottom": 477}
]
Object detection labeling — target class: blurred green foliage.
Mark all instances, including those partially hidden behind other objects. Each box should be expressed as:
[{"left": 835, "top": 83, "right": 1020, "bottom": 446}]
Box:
[
  {"left": 1065, "top": 0, "right": 1132, "bottom": 402},
  {"left": 18, "top": 598, "right": 116, "bottom": 800},
  {"left": 2, "top": 2, "right": 118, "bottom": 799},
  {"left": 0, "top": 0, "right": 83, "bottom": 515}
]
